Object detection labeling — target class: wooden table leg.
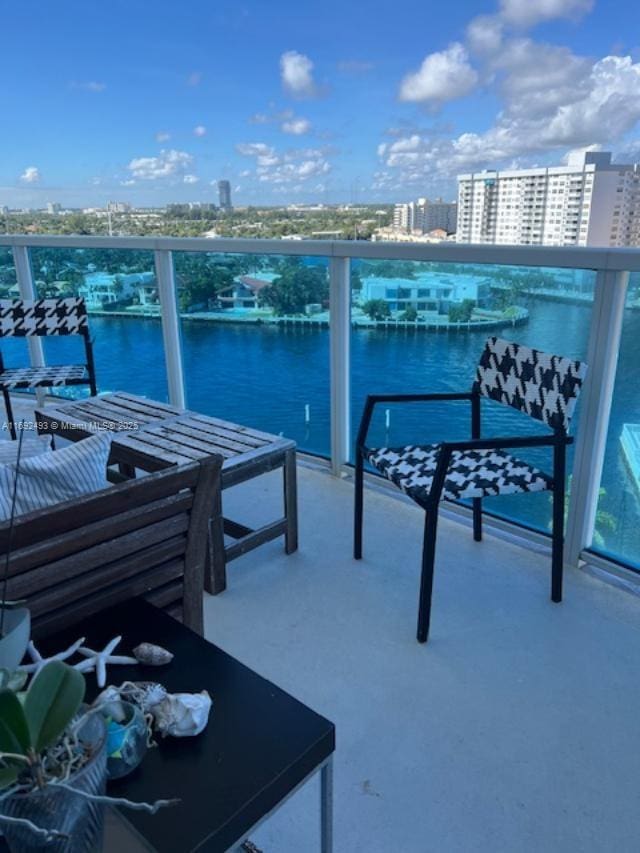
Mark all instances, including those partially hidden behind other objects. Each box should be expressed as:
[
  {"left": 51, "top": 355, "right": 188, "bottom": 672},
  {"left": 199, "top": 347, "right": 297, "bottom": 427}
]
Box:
[
  {"left": 205, "top": 484, "right": 227, "bottom": 595},
  {"left": 284, "top": 448, "right": 298, "bottom": 555}
]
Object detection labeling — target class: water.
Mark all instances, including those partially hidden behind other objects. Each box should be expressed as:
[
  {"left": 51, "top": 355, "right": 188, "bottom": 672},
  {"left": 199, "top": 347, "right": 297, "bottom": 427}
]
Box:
[{"left": 4, "top": 297, "right": 639, "bottom": 568}]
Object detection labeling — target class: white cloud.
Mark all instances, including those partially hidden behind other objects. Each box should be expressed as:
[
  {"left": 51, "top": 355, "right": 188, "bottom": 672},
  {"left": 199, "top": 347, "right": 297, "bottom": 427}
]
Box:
[
  {"left": 280, "top": 51, "right": 317, "bottom": 98},
  {"left": 120, "top": 179, "right": 136, "bottom": 186},
  {"left": 282, "top": 117, "right": 311, "bottom": 135},
  {"left": 236, "top": 141, "right": 331, "bottom": 184},
  {"left": 71, "top": 80, "right": 107, "bottom": 92},
  {"left": 156, "top": 131, "right": 171, "bottom": 142},
  {"left": 380, "top": 51, "right": 640, "bottom": 185},
  {"left": 183, "top": 174, "right": 199, "bottom": 184},
  {"left": 466, "top": 15, "right": 503, "bottom": 54},
  {"left": 193, "top": 125, "right": 207, "bottom": 137},
  {"left": 20, "top": 166, "right": 41, "bottom": 184},
  {"left": 499, "top": 0, "right": 593, "bottom": 28},
  {"left": 399, "top": 43, "right": 478, "bottom": 104},
  {"left": 187, "top": 71, "right": 202, "bottom": 86},
  {"left": 127, "top": 149, "right": 193, "bottom": 180}
]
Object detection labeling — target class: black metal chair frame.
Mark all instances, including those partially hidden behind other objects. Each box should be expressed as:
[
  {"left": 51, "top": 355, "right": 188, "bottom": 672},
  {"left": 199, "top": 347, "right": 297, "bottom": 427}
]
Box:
[
  {"left": 0, "top": 298, "right": 97, "bottom": 439},
  {"left": 354, "top": 388, "right": 571, "bottom": 644}
]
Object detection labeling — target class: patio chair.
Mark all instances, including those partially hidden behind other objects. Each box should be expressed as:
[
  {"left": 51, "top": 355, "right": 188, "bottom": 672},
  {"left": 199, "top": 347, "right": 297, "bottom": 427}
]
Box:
[
  {"left": 354, "top": 337, "right": 587, "bottom": 644},
  {"left": 0, "top": 297, "right": 97, "bottom": 439}
]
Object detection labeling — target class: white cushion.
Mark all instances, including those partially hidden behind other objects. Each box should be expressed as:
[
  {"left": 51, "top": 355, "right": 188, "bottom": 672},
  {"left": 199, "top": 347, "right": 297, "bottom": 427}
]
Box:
[
  {"left": 0, "top": 434, "right": 52, "bottom": 465},
  {"left": 0, "top": 432, "right": 112, "bottom": 520}
]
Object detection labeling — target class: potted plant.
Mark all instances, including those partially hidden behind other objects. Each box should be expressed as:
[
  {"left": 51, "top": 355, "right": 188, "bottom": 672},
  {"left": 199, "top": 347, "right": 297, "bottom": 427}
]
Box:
[
  {"left": 0, "top": 659, "right": 106, "bottom": 851},
  {"left": 0, "top": 660, "right": 176, "bottom": 851}
]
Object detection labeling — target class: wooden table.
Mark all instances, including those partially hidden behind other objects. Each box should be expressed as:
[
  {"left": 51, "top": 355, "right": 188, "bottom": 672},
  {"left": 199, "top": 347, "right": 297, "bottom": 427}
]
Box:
[
  {"left": 35, "top": 392, "right": 298, "bottom": 595},
  {"left": 3, "top": 599, "right": 335, "bottom": 853}
]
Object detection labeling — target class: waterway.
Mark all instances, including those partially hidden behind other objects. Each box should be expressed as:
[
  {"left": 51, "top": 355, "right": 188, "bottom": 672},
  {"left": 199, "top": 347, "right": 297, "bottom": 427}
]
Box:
[{"left": 12, "top": 294, "right": 640, "bottom": 569}]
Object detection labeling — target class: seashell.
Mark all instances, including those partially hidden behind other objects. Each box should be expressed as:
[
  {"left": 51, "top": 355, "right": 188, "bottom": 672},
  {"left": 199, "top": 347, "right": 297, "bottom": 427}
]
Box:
[
  {"left": 151, "top": 690, "right": 212, "bottom": 738},
  {"left": 132, "top": 643, "right": 174, "bottom": 666}
]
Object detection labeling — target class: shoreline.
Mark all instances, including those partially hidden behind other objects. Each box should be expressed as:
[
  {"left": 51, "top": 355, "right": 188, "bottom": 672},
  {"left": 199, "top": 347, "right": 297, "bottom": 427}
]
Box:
[{"left": 86, "top": 307, "right": 529, "bottom": 333}]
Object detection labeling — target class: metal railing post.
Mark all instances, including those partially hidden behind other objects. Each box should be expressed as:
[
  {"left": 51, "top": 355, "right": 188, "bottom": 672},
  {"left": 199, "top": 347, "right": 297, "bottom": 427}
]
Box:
[
  {"left": 329, "top": 256, "right": 351, "bottom": 476},
  {"left": 564, "top": 268, "right": 629, "bottom": 568},
  {"left": 154, "top": 249, "right": 186, "bottom": 409},
  {"left": 13, "top": 245, "right": 46, "bottom": 371},
  {"left": 13, "top": 245, "right": 46, "bottom": 407}
]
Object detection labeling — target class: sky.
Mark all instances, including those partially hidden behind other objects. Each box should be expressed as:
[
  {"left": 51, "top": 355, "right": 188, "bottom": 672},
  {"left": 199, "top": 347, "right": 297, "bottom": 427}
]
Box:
[{"left": 0, "top": 0, "right": 639, "bottom": 208}]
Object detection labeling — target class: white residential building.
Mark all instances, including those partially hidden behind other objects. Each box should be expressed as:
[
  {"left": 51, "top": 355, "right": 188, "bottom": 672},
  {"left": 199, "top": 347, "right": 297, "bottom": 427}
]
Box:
[
  {"left": 359, "top": 273, "right": 490, "bottom": 314},
  {"left": 456, "top": 151, "right": 640, "bottom": 247},
  {"left": 393, "top": 198, "right": 458, "bottom": 235}
]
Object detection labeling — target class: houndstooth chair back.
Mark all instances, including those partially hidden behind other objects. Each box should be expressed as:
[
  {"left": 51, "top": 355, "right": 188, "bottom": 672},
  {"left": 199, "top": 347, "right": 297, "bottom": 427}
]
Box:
[
  {"left": 475, "top": 337, "right": 587, "bottom": 432},
  {"left": 0, "top": 298, "right": 89, "bottom": 337}
]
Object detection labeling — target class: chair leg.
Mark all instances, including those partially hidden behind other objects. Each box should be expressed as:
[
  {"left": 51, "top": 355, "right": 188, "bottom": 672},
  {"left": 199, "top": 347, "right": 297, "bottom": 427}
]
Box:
[
  {"left": 354, "top": 450, "right": 364, "bottom": 559},
  {"left": 417, "top": 509, "right": 439, "bottom": 644},
  {"left": 551, "top": 483, "right": 564, "bottom": 603},
  {"left": 2, "top": 387, "right": 16, "bottom": 440},
  {"left": 472, "top": 498, "right": 482, "bottom": 542}
]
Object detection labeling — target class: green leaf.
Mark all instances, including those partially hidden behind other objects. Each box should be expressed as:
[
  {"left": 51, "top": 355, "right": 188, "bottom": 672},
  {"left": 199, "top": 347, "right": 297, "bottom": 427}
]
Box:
[
  {"left": 0, "top": 765, "right": 19, "bottom": 790},
  {"left": 0, "top": 689, "right": 30, "bottom": 754},
  {"left": 23, "top": 662, "right": 85, "bottom": 753}
]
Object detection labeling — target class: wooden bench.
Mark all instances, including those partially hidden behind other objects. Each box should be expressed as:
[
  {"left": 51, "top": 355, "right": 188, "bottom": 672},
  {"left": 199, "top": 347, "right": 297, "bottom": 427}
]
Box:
[{"left": 1, "top": 455, "right": 222, "bottom": 638}]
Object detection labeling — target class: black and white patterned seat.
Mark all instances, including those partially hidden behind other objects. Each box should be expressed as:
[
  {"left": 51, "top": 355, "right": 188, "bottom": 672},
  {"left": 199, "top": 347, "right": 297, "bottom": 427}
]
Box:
[
  {"left": 0, "top": 298, "right": 97, "bottom": 439},
  {"left": 0, "top": 364, "right": 89, "bottom": 389},
  {"left": 366, "top": 444, "right": 553, "bottom": 503},
  {"left": 355, "top": 336, "right": 588, "bottom": 644}
]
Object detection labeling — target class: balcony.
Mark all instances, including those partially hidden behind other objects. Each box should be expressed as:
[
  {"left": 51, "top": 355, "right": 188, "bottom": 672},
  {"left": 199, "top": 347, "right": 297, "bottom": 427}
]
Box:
[{"left": 2, "top": 234, "right": 640, "bottom": 850}]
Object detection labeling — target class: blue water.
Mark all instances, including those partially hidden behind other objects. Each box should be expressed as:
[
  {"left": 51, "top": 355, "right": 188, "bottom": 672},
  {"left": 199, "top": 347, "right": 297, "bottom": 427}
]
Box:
[{"left": 4, "top": 298, "right": 639, "bottom": 568}]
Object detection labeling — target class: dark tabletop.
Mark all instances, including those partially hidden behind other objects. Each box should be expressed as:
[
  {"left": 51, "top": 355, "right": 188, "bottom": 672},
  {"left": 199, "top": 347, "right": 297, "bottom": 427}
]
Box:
[{"left": 35, "top": 600, "right": 335, "bottom": 853}]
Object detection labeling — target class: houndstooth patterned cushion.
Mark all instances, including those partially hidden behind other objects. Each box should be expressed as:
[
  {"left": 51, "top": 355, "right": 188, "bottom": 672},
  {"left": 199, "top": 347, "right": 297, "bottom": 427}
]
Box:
[
  {"left": 0, "top": 365, "right": 89, "bottom": 389},
  {"left": 476, "top": 337, "right": 587, "bottom": 431},
  {"left": 366, "top": 444, "right": 553, "bottom": 503},
  {"left": 0, "top": 298, "right": 88, "bottom": 337}
]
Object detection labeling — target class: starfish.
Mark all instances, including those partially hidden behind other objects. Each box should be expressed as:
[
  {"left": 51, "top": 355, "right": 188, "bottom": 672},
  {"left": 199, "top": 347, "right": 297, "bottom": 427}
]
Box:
[
  {"left": 74, "top": 636, "right": 137, "bottom": 688},
  {"left": 19, "top": 637, "right": 87, "bottom": 675}
]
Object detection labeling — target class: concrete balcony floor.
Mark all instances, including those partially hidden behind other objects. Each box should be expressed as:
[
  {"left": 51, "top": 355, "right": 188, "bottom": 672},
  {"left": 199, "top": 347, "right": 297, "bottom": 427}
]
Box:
[
  {"left": 4, "top": 396, "right": 640, "bottom": 852},
  {"left": 213, "top": 463, "right": 640, "bottom": 853}
]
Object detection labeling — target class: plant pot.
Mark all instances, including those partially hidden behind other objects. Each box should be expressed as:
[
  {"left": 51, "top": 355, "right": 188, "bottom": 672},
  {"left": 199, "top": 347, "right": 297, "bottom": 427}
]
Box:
[
  {"left": 0, "top": 608, "right": 30, "bottom": 672},
  {"left": 0, "top": 713, "right": 107, "bottom": 852}
]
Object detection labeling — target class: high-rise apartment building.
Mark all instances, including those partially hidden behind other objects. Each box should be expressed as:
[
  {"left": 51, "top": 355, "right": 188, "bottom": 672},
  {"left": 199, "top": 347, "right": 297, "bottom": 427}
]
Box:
[
  {"left": 393, "top": 197, "right": 457, "bottom": 234},
  {"left": 218, "top": 180, "right": 232, "bottom": 212},
  {"left": 456, "top": 151, "right": 640, "bottom": 247},
  {"left": 46, "top": 202, "right": 62, "bottom": 214}
]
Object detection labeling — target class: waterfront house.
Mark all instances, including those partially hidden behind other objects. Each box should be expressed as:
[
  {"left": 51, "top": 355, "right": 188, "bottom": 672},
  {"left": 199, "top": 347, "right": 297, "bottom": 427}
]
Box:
[
  {"left": 358, "top": 272, "right": 491, "bottom": 315},
  {"left": 79, "top": 270, "right": 156, "bottom": 309},
  {"left": 218, "top": 272, "right": 278, "bottom": 310}
]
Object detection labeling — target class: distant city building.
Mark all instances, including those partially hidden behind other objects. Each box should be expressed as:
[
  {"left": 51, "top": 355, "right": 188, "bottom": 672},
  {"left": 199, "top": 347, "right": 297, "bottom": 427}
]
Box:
[
  {"left": 107, "top": 201, "right": 131, "bottom": 213},
  {"left": 393, "top": 198, "right": 457, "bottom": 235},
  {"left": 218, "top": 180, "right": 232, "bottom": 212},
  {"left": 0, "top": 205, "right": 8, "bottom": 215},
  {"left": 456, "top": 151, "right": 640, "bottom": 247},
  {"left": 46, "top": 202, "right": 62, "bottom": 214}
]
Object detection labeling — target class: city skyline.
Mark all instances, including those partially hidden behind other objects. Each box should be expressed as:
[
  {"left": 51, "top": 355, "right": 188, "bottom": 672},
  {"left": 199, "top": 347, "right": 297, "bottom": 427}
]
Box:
[{"left": 1, "top": 0, "right": 639, "bottom": 208}]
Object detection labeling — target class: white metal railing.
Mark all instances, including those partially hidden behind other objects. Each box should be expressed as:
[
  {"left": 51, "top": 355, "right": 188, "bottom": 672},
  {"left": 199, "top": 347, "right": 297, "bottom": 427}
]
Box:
[{"left": 3, "top": 234, "right": 639, "bottom": 577}]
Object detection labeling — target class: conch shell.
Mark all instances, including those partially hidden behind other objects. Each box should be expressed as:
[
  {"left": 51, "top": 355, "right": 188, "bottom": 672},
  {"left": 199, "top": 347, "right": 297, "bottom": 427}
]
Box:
[
  {"left": 151, "top": 690, "right": 212, "bottom": 737},
  {"left": 132, "top": 643, "right": 174, "bottom": 666}
]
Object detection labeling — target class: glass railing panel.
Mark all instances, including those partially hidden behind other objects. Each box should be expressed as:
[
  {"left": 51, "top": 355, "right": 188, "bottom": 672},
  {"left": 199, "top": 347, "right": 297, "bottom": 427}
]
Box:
[
  {"left": 173, "top": 251, "right": 331, "bottom": 454},
  {"left": 6, "top": 247, "right": 169, "bottom": 401},
  {"left": 350, "top": 258, "right": 595, "bottom": 534},
  {"left": 589, "top": 271, "right": 640, "bottom": 570}
]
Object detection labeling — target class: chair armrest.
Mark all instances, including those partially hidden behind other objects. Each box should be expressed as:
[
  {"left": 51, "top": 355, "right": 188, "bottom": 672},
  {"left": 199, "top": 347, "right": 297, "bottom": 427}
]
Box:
[{"left": 356, "top": 392, "right": 472, "bottom": 450}]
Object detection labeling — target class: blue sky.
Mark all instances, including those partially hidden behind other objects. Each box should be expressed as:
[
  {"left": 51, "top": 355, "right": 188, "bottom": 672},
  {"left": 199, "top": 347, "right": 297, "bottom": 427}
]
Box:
[{"left": 1, "top": 0, "right": 638, "bottom": 208}]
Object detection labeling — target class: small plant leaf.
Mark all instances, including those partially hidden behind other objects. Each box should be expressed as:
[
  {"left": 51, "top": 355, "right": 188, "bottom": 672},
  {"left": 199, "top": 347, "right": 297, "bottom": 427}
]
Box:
[
  {"left": 23, "top": 661, "right": 85, "bottom": 753},
  {"left": 0, "top": 765, "right": 19, "bottom": 790},
  {"left": 0, "top": 689, "right": 30, "bottom": 754}
]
